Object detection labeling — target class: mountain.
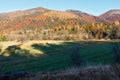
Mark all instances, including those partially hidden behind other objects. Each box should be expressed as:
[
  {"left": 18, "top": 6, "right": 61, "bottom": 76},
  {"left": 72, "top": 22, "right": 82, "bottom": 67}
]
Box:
[
  {"left": 66, "top": 10, "right": 96, "bottom": 22},
  {"left": 42, "top": 10, "right": 80, "bottom": 19},
  {"left": 0, "top": 7, "right": 49, "bottom": 20},
  {"left": 0, "top": 8, "right": 97, "bottom": 24},
  {"left": 0, "top": 7, "right": 120, "bottom": 41},
  {"left": 0, "top": 7, "right": 120, "bottom": 23},
  {"left": 99, "top": 9, "right": 120, "bottom": 22},
  {"left": 0, "top": 7, "right": 120, "bottom": 33},
  {"left": 0, "top": 7, "right": 95, "bottom": 32}
]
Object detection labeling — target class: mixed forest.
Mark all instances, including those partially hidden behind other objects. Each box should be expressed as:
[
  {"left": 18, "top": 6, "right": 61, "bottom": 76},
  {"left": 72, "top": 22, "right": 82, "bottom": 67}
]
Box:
[{"left": 0, "top": 8, "right": 120, "bottom": 41}]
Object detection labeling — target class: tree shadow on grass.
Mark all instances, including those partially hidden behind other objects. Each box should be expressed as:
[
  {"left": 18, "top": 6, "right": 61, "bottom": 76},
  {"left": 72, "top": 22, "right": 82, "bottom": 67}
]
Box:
[
  {"left": 31, "top": 42, "right": 86, "bottom": 67},
  {"left": 0, "top": 45, "right": 31, "bottom": 61},
  {"left": 0, "top": 45, "right": 32, "bottom": 74},
  {"left": 0, "top": 41, "right": 89, "bottom": 74},
  {"left": 31, "top": 42, "right": 82, "bottom": 55}
]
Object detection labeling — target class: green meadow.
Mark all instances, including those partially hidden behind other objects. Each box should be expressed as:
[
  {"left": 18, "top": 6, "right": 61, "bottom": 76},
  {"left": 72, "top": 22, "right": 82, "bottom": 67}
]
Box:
[{"left": 0, "top": 40, "right": 119, "bottom": 73}]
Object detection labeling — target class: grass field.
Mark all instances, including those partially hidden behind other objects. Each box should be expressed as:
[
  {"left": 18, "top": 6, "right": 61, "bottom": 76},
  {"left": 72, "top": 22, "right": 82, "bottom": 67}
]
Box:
[{"left": 0, "top": 40, "right": 119, "bottom": 74}]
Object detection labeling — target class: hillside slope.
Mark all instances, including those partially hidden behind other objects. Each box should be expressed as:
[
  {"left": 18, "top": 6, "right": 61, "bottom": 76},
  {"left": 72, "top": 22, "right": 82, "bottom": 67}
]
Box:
[
  {"left": 0, "top": 7, "right": 120, "bottom": 32},
  {"left": 66, "top": 10, "right": 96, "bottom": 22},
  {"left": 99, "top": 9, "right": 120, "bottom": 22}
]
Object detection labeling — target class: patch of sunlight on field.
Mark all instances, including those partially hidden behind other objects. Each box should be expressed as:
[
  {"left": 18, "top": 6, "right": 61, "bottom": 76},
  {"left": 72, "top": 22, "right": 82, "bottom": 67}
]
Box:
[
  {"left": 25, "top": 40, "right": 64, "bottom": 44},
  {"left": 20, "top": 40, "right": 64, "bottom": 55},
  {"left": 20, "top": 44, "right": 43, "bottom": 55},
  {"left": 0, "top": 41, "right": 21, "bottom": 50},
  {"left": 0, "top": 40, "right": 65, "bottom": 55},
  {"left": 2, "top": 52, "right": 10, "bottom": 57}
]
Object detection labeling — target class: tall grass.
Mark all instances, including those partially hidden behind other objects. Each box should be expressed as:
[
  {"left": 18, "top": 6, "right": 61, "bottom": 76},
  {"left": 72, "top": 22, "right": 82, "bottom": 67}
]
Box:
[{"left": 13, "top": 64, "right": 120, "bottom": 80}]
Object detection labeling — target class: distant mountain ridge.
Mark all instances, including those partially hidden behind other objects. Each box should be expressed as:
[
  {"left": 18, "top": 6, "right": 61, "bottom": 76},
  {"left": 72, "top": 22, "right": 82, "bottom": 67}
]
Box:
[
  {"left": 0, "top": 7, "right": 120, "bottom": 22},
  {"left": 66, "top": 9, "right": 96, "bottom": 22},
  {"left": 99, "top": 9, "right": 120, "bottom": 22},
  {"left": 0, "top": 7, "right": 120, "bottom": 33},
  {"left": 0, "top": 7, "right": 49, "bottom": 19},
  {"left": 0, "top": 7, "right": 120, "bottom": 41}
]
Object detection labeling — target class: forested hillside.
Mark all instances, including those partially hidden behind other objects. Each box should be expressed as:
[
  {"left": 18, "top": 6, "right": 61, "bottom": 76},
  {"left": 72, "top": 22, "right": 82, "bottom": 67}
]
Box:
[{"left": 0, "top": 7, "right": 120, "bottom": 41}]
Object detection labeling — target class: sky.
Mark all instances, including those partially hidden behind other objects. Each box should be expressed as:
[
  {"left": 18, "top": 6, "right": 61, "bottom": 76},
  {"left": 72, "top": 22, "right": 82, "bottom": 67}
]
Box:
[{"left": 0, "top": 0, "right": 120, "bottom": 16}]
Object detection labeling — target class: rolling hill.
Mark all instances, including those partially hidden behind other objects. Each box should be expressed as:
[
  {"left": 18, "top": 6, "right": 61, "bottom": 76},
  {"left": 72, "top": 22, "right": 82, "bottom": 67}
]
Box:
[
  {"left": 66, "top": 10, "right": 96, "bottom": 22},
  {"left": 0, "top": 7, "right": 120, "bottom": 41},
  {"left": 0, "top": 7, "right": 119, "bottom": 23},
  {"left": 0, "top": 7, "right": 49, "bottom": 18},
  {"left": 0, "top": 7, "right": 120, "bottom": 32},
  {"left": 99, "top": 9, "right": 120, "bottom": 22}
]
